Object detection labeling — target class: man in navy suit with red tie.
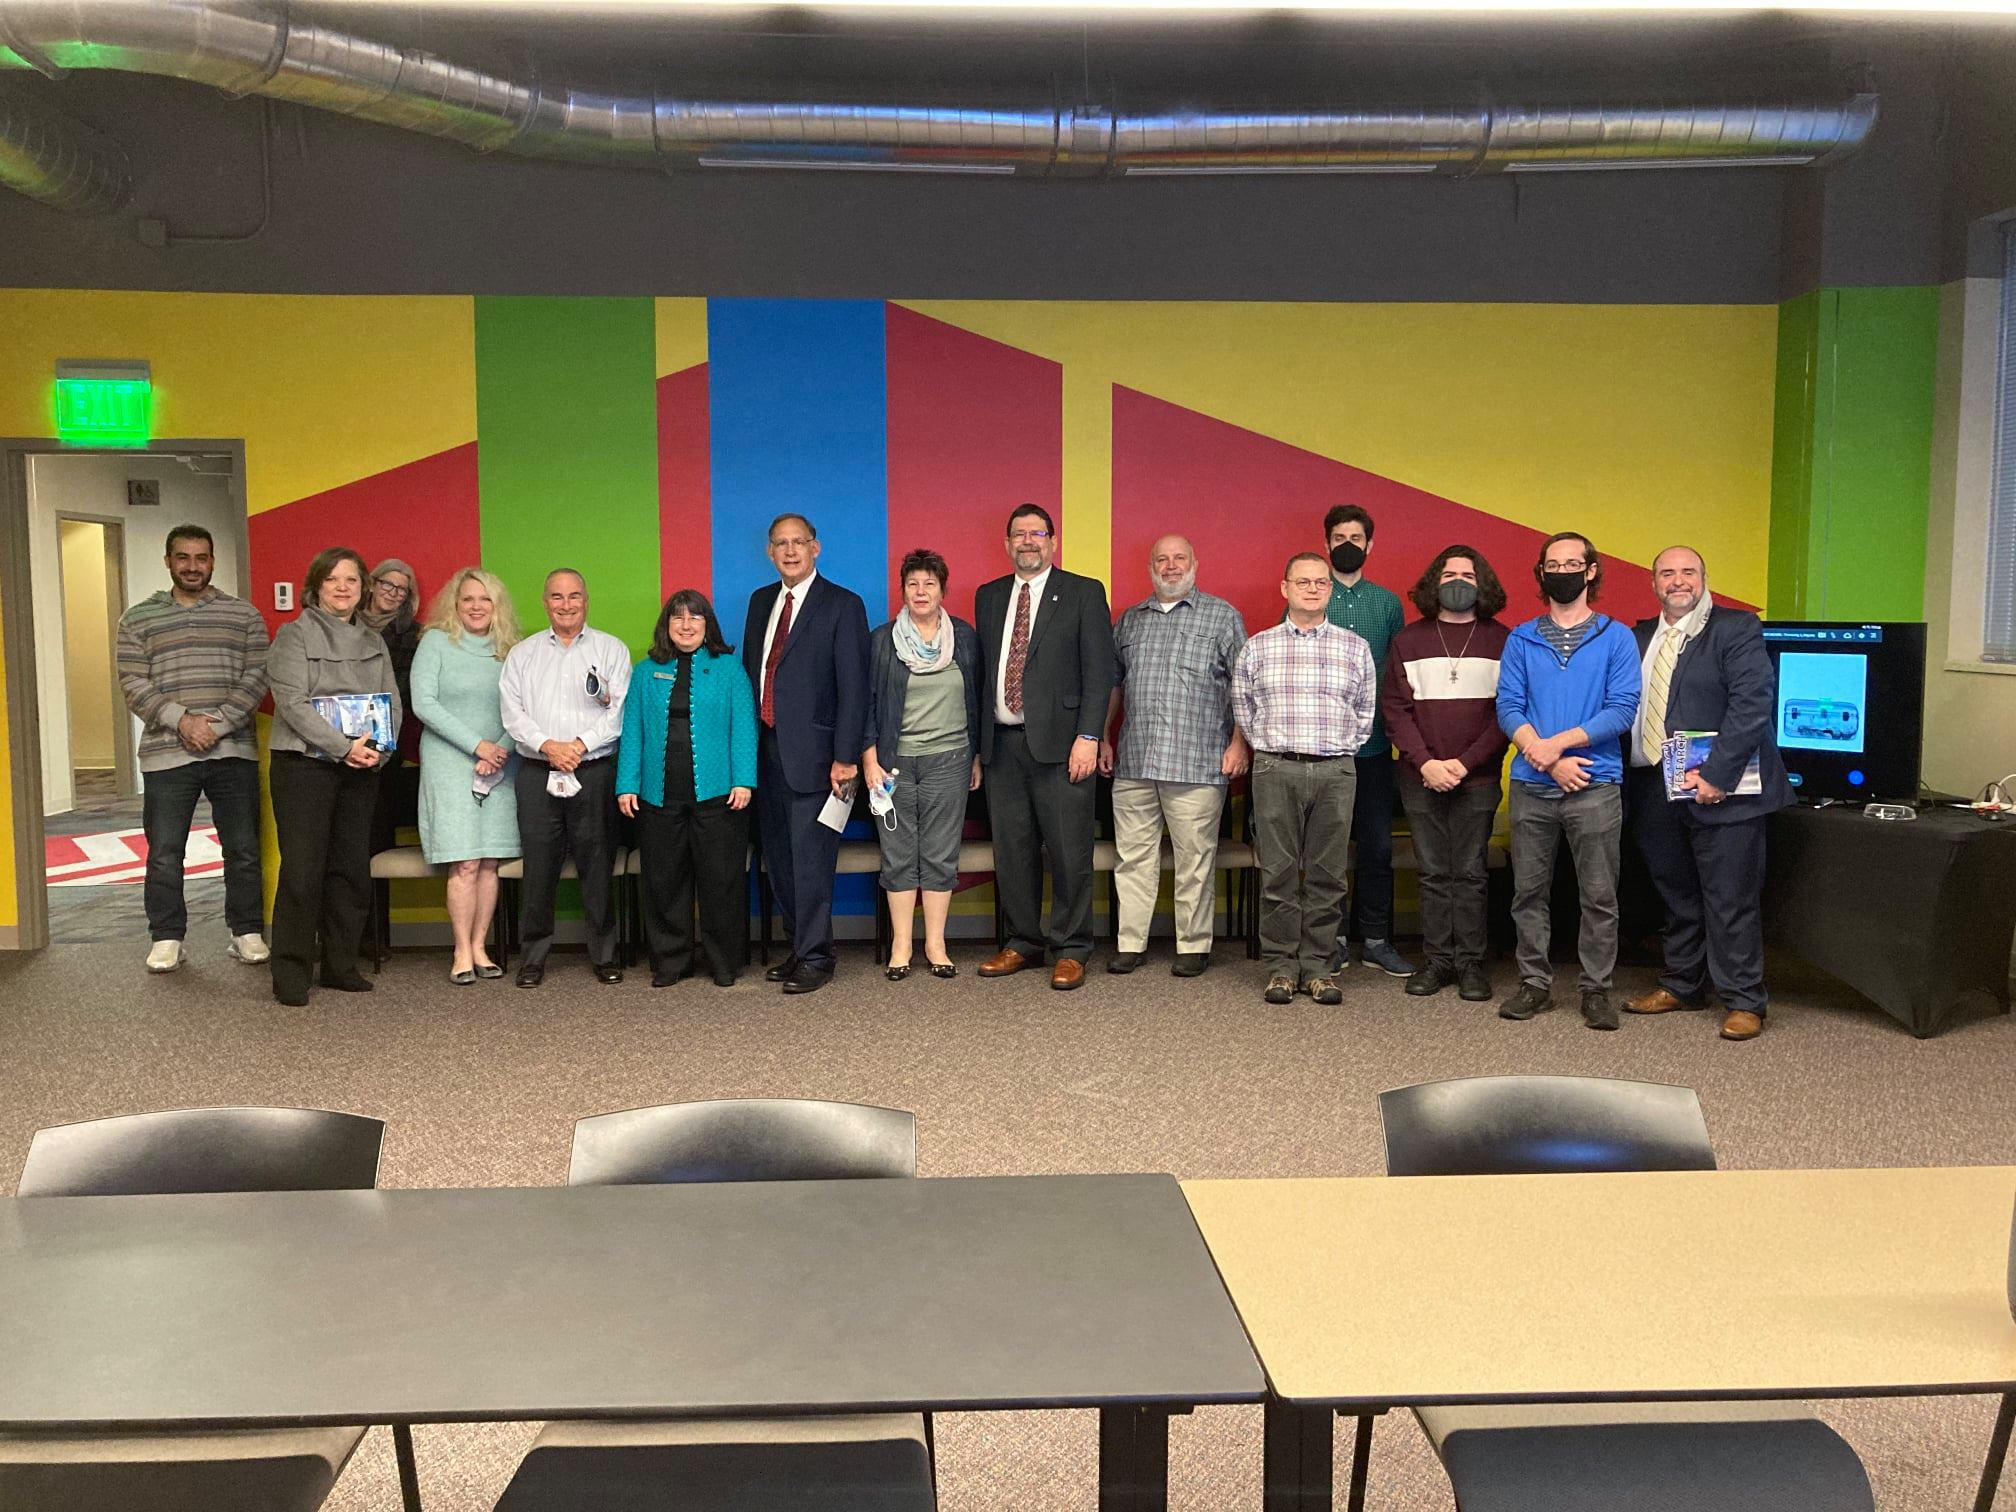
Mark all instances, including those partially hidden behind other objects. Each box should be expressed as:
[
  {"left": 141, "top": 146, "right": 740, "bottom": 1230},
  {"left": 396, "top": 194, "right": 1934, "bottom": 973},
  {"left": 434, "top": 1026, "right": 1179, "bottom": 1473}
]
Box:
[{"left": 742, "top": 513, "right": 871, "bottom": 995}]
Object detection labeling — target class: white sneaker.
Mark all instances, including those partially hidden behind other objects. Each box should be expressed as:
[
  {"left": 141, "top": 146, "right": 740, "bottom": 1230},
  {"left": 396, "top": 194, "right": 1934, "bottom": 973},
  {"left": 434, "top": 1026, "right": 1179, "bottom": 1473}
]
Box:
[
  {"left": 227, "top": 933, "right": 271, "bottom": 965},
  {"left": 146, "top": 940, "right": 184, "bottom": 973}
]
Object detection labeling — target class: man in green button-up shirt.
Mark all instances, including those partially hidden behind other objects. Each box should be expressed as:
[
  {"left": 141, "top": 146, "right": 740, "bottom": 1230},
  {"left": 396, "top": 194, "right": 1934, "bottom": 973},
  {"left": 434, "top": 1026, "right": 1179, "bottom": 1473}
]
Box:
[{"left": 1321, "top": 505, "right": 1413, "bottom": 978}]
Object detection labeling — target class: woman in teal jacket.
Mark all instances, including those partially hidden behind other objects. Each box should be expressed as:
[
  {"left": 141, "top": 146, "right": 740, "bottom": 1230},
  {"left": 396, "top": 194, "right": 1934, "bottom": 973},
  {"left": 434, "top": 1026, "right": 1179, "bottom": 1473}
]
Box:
[{"left": 617, "top": 589, "right": 758, "bottom": 987}]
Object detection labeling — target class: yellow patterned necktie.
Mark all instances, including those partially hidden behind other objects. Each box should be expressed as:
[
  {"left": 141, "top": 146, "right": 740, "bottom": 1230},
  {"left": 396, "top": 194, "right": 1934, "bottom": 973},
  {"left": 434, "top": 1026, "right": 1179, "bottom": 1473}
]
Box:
[{"left": 1641, "top": 626, "right": 1683, "bottom": 766}]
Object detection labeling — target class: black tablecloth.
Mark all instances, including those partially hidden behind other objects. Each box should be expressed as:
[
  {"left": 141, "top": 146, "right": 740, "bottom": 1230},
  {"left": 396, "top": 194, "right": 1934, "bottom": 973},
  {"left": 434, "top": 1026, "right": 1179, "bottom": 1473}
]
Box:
[{"left": 1764, "top": 804, "right": 2016, "bottom": 1037}]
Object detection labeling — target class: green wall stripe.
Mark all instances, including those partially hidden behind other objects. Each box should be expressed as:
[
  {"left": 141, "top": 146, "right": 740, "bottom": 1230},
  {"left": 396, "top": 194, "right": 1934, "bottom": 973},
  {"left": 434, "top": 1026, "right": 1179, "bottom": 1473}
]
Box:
[
  {"left": 1766, "top": 286, "right": 1937, "bottom": 622},
  {"left": 475, "top": 296, "right": 660, "bottom": 657}
]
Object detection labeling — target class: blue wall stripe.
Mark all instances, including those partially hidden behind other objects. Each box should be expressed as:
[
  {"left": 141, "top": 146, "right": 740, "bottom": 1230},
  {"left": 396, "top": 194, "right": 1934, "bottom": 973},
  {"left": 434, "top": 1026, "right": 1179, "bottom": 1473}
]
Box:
[
  {"left": 708, "top": 297, "right": 890, "bottom": 919},
  {"left": 708, "top": 298, "right": 890, "bottom": 625}
]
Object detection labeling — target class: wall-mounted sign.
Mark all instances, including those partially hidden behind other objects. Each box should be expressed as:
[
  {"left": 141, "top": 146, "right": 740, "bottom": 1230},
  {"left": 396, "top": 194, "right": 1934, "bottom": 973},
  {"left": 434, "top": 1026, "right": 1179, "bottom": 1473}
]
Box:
[
  {"left": 55, "top": 359, "right": 152, "bottom": 448},
  {"left": 127, "top": 479, "right": 161, "bottom": 508}
]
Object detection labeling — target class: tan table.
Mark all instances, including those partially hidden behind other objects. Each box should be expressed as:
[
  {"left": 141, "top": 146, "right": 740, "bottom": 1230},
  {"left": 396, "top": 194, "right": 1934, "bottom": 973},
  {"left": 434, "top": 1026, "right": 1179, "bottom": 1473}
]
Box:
[{"left": 1184, "top": 1166, "right": 2016, "bottom": 1512}]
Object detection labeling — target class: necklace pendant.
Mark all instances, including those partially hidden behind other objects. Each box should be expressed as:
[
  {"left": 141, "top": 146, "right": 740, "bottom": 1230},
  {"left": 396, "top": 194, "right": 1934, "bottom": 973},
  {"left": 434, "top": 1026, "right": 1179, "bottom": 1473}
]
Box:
[{"left": 1449, "top": 665, "right": 1459, "bottom": 683}]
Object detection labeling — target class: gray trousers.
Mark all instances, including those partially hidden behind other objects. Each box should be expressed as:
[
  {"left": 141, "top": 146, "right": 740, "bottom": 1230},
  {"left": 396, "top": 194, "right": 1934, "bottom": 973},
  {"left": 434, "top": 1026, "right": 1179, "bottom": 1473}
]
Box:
[
  {"left": 877, "top": 747, "right": 971, "bottom": 894},
  {"left": 1399, "top": 780, "right": 1500, "bottom": 972},
  {"left": 1251, "top": 753, "right": 1357, "bottom": 984},
  {"left": 1510, "top": 781, "right": 1622, "bottom": 991}
]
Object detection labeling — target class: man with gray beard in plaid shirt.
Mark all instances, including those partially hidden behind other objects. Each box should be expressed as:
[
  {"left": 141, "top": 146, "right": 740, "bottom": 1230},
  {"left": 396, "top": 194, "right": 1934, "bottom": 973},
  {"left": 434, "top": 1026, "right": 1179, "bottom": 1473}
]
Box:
[
  {"left": 1233, "top": 551, "right": 1378, "bottom": 1006},
  {"left": 1098, "top": 535, "right": 1249, "bottom": 978}
]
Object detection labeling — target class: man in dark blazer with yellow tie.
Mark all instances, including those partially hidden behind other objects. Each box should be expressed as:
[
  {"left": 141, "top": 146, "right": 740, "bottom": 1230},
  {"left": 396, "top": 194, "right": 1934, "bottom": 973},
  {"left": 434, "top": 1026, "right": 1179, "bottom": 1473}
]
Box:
[
  {"left": 742, "top": 512, "right": 871, "bottom": 995},
  {"left": 1622, "top": 545, "right": 1793, "bottom": 1041},
  {"left": 974, "top": 503, "right": 1117, "bottom": 991}
]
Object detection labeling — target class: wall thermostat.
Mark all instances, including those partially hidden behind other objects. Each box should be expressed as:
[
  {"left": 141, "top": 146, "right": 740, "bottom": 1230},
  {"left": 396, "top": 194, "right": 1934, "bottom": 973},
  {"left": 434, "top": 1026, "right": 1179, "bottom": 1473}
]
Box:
[{"left": 273, "top": 582, "right": 293, "bottom": 612}]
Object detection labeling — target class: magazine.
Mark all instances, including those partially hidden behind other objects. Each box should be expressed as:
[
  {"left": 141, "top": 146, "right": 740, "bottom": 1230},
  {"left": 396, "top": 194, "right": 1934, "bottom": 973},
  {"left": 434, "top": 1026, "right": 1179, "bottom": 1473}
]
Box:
[
  {"left": 308, "top": 693, "right": 395, "bottom": 760},
  {"left": 1660, "top": 730, "right": 1763, "bottom": 801}
]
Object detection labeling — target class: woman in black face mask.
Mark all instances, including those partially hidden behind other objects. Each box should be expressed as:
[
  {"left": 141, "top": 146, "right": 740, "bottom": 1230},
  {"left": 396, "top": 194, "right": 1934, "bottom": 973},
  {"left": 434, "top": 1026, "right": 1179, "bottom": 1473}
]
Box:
[{"left": 1381, "top": 546, "right": 1512, "bottom": 1003}]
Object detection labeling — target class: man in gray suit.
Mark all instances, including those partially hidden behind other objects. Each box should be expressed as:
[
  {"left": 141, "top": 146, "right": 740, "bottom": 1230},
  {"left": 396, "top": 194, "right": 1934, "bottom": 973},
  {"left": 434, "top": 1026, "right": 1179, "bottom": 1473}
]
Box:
[{"left": 974, "top": 503, "right": 1117, "bottom": 991}]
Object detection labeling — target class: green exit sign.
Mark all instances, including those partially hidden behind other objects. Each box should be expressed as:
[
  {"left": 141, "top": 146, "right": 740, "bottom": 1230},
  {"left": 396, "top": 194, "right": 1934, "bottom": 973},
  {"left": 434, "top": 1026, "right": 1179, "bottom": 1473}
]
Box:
[{"left": 55, "top": 361, "right": 152, "bottom": 447}]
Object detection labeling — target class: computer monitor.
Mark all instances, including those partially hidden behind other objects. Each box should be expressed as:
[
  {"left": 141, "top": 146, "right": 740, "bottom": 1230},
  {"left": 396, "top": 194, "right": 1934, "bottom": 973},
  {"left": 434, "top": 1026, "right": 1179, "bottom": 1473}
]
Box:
[{"left": 1758, "top": 621, "right": 1925, "bottom": 802}]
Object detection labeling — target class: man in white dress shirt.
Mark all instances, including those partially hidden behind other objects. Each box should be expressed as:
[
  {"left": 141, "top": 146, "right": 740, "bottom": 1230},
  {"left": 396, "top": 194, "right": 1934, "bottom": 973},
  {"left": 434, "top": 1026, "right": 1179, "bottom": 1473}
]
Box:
[{"left": 499, "top": 568, "right": 632, "bottom": 987}]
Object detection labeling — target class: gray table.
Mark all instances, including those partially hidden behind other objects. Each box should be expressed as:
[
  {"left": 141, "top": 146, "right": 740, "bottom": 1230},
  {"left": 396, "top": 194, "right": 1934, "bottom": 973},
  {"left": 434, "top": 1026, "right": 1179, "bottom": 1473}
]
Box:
[{"left": 0, "top": 1172, "right": 1264, "bottom": 1511}]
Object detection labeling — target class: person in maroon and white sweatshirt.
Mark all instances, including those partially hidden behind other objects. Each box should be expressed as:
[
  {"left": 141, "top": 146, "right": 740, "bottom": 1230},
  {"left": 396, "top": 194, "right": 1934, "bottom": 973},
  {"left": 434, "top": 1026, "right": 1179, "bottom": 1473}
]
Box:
[{"left": 1381, "top": 545, "right": 1513, "bottom": 1004}]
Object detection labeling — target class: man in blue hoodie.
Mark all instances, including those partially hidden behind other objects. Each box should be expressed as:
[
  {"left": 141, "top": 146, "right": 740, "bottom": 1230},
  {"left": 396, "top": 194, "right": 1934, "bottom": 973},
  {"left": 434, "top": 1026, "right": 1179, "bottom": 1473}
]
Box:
[{"left": 1495, "top": 531, "right": 1642, "bottom": 1029}]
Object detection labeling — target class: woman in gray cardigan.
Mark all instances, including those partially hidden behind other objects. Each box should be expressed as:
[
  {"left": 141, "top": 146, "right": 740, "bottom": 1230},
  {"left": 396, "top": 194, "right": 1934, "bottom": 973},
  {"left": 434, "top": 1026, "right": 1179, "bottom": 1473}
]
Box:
[{"left": 267, "top": 546, "right": 399, "bottom": 1006}]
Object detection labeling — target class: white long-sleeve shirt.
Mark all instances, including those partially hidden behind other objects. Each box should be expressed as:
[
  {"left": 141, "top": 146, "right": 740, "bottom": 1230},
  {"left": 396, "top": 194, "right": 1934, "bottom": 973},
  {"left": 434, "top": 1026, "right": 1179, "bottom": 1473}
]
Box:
[{"left": 498, "top": 625, "right": 632, "bottom": 761}]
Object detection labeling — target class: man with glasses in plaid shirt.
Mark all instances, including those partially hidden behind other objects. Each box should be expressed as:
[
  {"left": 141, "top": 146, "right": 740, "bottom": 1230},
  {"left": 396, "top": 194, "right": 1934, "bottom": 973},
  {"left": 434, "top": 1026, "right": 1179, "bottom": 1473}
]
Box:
[{"left": 1234, "top": 552, "right": 1378, "bottom": 1006}]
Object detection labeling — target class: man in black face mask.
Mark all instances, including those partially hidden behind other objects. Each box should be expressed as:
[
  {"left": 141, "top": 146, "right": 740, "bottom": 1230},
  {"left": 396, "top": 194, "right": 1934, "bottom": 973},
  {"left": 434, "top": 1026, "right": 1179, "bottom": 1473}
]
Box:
[
  {"left": 1316, "top": 504, "right": 1412, "bottom": 979},
  {"left": 1382, "top": 546, "right": 1513, "bottom": 1003},
  {"left": 1493, "top": 531, "right": 1642, "bottom": 1029}
]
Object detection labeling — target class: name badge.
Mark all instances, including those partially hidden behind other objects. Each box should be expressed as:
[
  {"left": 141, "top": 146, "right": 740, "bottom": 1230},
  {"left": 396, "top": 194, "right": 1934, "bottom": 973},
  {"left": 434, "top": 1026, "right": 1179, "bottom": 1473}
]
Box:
[{"left": 653, "top": 670, "right": 677, "bottom": 681}]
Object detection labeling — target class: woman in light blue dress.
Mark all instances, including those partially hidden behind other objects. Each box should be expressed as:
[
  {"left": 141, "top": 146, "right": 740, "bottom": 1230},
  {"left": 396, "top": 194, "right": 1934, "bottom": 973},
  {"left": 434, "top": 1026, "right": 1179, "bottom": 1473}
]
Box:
[{"left": 411, "top": 567, "right": 523, "bottom": 984}]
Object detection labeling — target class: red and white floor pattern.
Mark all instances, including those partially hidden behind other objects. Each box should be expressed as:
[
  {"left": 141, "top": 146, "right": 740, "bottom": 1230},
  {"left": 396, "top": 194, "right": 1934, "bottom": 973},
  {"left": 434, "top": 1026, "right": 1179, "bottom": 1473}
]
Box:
[{"left": 45, "top": 827, "right": 223, "bottom": 887}]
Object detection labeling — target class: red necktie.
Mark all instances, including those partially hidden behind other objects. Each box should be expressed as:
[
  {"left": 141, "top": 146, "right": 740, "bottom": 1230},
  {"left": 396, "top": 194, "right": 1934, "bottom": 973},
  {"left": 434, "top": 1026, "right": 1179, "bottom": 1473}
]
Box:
[
  {"left": 1005, "top": 581, "right": 1030, "bottom": 716},
  {"left": 760, "top": 589, "right": 793, "bottom": 727}
]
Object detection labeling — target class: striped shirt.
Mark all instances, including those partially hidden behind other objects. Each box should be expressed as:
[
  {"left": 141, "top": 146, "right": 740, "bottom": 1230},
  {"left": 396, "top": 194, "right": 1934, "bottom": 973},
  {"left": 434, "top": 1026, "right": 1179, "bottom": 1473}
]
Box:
[
  {"left": 1381, "top": 616, "right": 1511, "bottom": 790},
  {"left": 116, "top": 588, "right": 271, "bottom": 773},
  {"left": 1233, "top": 618, "right": 1377, "bottom": 758}
]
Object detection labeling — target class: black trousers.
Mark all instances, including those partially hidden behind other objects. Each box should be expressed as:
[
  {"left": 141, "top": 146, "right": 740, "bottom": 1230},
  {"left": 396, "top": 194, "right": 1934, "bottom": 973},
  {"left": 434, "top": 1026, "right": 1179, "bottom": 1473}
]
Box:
[
  {"left": 1398, "top": 779, "right": 1500, "bottom": 971},
  {"left": 1627, "top": 766, "right": 1771, "bottom": 1017},
  {"left": 985, "top": 726, "right": 1096, "bottom": 963},
  {"left": 142, "top": 756, "right": 263, "bottom": 941},
  {"left": 515, "top": 756, "right": 619, "bottom": 969},
  {"left": 637, "top": 796, "right": 749, "bottom": 980},
  {"left": 755, "top": 728, "right": 843, "bottom": 974},
  {"left": 268, "top": 751, "right": 379, "bottom": 1001},
  {"left": 1345, "top": 750, "right": 1397, "bottom": 943}
]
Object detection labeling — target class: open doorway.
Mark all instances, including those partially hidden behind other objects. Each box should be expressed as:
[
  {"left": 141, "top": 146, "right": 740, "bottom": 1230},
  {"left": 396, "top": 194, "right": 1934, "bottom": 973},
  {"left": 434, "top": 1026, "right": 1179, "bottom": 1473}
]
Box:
[{"left": 1, "top": 445, "right": 250, "bottom": 947}]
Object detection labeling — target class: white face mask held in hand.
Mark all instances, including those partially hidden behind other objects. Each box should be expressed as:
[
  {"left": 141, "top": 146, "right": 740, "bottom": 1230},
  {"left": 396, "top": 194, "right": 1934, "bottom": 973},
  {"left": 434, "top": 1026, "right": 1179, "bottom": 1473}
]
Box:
[
  {"left": 546, "top": 770, "right": 582, "bottom": 799},
  {"left": 867, "top": 768, "right": 900, "bottom": 831}
]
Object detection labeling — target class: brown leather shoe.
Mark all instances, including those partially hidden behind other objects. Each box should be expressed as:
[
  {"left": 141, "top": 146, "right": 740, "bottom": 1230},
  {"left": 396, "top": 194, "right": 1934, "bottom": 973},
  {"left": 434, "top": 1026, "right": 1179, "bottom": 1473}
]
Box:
[
  {"left": 978, "top": 948, "right": 1031, "bottom": 978},
  {"left": 1624, "top": 988, "right": 1705, "bottom": 1014},
  {"left": 1050, "top": 958, "right": 1086, "bottom": 991},
  {"left": 1720, "top": 1009, "right": 1764, "bottom": 1040}
]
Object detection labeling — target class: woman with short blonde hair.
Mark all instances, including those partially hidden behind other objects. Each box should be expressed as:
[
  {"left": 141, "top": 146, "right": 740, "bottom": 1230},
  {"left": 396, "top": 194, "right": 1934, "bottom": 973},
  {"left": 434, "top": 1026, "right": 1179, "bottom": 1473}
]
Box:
[{"left": 410, "top": 566, "right": 525, "bottom": 983}]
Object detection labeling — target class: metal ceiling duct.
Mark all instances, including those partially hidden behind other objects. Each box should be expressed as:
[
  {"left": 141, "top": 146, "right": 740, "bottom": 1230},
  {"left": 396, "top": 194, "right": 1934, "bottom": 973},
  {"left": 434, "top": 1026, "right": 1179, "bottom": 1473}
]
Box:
[
  {"left": 0, "top": 0, "right": 1879, "bottom": 213},
  {"left": 0, "top": 84, "right": 130, "bottom": 211}
]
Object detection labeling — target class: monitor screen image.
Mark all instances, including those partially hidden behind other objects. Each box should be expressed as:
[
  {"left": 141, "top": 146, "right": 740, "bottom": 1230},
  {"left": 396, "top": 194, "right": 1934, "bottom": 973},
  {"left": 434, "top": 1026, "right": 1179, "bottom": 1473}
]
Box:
[{"left": 1758, "top": 622, "right": 1924, "bottom": 802}]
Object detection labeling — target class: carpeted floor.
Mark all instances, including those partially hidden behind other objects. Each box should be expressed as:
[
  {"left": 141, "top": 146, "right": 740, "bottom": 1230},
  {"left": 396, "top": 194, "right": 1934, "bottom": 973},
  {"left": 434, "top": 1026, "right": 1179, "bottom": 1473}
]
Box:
[{"left": 2, "top": 938, "right": 2012, "bottom": 1511}]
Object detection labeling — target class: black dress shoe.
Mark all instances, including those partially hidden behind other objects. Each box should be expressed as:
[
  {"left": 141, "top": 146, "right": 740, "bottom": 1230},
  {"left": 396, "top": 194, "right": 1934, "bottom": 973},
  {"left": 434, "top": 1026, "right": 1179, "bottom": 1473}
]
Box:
[
  {"left": 1457, "top": 963, "right": 1493, "bottom": 1001},
  {"left": 650, "top": 972, "right": 682, "bottom": 988},
  {"left": 1106, "top": 952, "right": 1146, "bottom": 974},
  {"left": 712, "top": 971, "right": 738, "bottom": 987},
  {"left": 318, "top": 972, "right": 373, "bottom": 993},
  {"left": 515, "top": 963, "right": 545, "bottom": 988},
  {"left": 1405, "top": 965, "right": 1454, "bottom": 998},
  {"left": 594, "top": 962, "right": 624, "bottom": 985},
  {"left": 1170, "top": 952, "right": 1210, "bottom": 977},
  {"left": 764, "top": 954, "right": 802, "bottom": 984},
  {"left": 781, "top": 963, "right": 832, "bottom": 995}
]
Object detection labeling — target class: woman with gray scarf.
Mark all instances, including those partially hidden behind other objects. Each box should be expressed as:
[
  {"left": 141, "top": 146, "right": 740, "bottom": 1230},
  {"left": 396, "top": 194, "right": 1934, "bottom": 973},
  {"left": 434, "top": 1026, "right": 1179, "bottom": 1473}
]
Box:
[{"left": 862, "top": 549, "right": 983, "bottom": 980}]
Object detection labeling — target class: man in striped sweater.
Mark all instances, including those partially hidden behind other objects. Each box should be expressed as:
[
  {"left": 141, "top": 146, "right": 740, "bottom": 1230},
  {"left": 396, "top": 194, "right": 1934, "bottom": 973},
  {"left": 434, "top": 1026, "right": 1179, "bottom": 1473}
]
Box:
[
  {"left": 116, "top": 524, "right": 272, "bottom": 974},
  {"left": 1381, "top": 545, "right": 1513, "bottom": 1004}
]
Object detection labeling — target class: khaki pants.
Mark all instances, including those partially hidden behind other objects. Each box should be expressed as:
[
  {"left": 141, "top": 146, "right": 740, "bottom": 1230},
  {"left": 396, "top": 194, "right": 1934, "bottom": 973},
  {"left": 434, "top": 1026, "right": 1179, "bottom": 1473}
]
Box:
[{"left": 1111, "top": 779, "right": 1227, "bottom": 953}]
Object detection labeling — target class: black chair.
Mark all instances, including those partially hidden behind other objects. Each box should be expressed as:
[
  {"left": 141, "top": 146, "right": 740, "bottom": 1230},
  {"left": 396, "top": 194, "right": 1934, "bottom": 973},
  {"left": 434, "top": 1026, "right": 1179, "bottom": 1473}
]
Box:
[
  {"left": 14, "top": 1106, "right": 384, "bottom": 1196},
  {"left": 1, "top": 1107, "right": 384, "bottom": 1512},
  {"left": 493, "top": 1099, "right": 936, "bottom": 1512},
  {"left": 1375, "top": 1075, "right": 1874, "bottom": 1512}
]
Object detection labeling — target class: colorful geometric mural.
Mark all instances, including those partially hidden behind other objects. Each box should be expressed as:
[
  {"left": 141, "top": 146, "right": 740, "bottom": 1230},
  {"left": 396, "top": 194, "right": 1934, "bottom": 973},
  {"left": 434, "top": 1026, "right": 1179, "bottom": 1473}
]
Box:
[{"left": 0, "top": 288, "right": 1785, "bottom": 934}]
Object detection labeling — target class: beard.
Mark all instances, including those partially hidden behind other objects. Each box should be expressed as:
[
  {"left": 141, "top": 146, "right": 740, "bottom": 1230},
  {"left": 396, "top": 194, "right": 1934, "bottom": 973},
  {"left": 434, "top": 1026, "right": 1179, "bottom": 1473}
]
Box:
[{"left": 1153, "top": 569, "right": 1197, "bottom": 602}]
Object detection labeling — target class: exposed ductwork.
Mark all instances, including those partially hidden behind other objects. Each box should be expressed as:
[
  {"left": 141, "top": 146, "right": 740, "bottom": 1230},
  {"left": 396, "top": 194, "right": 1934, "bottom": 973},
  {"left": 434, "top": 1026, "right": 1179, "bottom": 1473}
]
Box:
[
  {"left": 0, "top": 0, "right": 1879, "bottom": 214},
  {"left": 0, "top": 81, "right": 130, "bottom": 212}
]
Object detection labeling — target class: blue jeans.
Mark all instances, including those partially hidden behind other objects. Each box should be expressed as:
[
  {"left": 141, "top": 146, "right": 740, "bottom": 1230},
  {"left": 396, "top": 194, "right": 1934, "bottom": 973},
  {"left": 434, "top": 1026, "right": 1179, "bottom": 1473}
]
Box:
[{"left": 142, "top": 757, "right": 264, "bottom": 940}]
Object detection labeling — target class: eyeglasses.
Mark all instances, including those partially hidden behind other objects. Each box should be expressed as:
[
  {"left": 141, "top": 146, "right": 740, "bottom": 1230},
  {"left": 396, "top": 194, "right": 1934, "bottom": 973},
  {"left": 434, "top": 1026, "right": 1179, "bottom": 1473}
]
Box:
[
  {"left": 1009, "top": 530, "right": 1051, "bottom": 543},
  {"left": 1543, "top": 560, "right": 1588, "bottom": 573},
  {"left": 1286, "top": 576, "right": 1331, "bottom": 590},
  {"left": 770, "top": 536, "right": 814, "bottom": 551},
  {"left": 376, "top": 581, "right": 410, "bottom": 598}
]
